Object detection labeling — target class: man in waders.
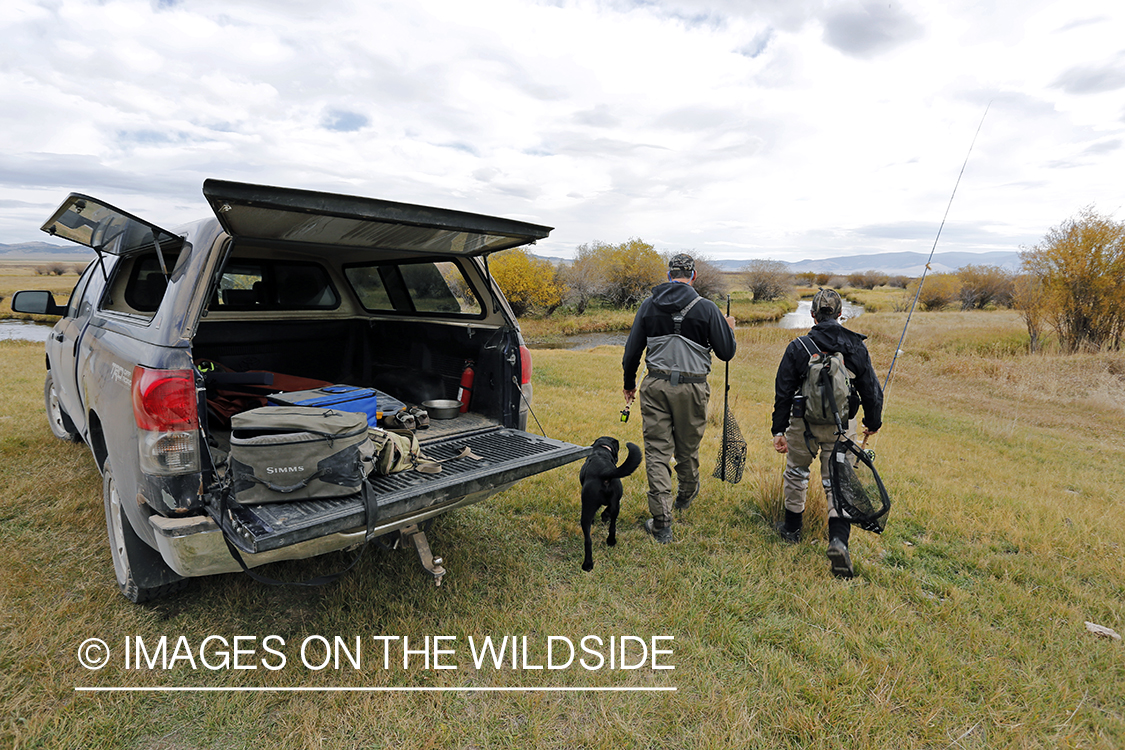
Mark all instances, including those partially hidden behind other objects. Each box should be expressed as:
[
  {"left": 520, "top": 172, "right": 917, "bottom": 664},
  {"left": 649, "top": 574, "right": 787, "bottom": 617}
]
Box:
[
  {"left": 623, "top": 254, "right": 737, "bottom": 543},
  {"left": 770, "top": 288, "right": 882, "bottom": 577}
]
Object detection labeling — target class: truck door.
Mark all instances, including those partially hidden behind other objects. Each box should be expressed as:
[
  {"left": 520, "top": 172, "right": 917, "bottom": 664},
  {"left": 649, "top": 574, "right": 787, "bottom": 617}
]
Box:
[{"left": 47, "top": 259, "right": 107, "bottom": 435}]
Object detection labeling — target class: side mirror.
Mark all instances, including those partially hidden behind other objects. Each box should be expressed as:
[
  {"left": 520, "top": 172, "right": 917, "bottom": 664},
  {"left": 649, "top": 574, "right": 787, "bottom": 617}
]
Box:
[{"left": 11, "top": 290, "right": 66, "bottom": 316}]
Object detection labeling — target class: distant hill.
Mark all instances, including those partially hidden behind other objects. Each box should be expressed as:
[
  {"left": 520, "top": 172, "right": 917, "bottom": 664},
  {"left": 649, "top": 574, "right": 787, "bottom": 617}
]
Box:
[
  {"left": 533, "top": 250, "right": 1021, "bottom": 276},
  {"left": 783, "top": 250, "right": 1021, "bottom": 276},
  {"left": 708, "top": 251, "right": 1021, "bottom": 277},
  {"left": 10, "top": 242, "right": 1018, "bottom": 277},
  {"left": 0, "top": 241, "right": 93, "bottom": 260}
]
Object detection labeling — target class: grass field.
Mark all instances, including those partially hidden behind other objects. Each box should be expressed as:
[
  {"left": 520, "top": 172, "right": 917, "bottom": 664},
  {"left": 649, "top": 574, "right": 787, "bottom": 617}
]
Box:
[
  {"left": 0, "top": 262, "right": 87, "bottom": 323},
  {"left": 1, "top": 311, "right": 1124, "bottom": 748},
  {"left": 517, "top": 291, "right": 795, "bottom": 346}
]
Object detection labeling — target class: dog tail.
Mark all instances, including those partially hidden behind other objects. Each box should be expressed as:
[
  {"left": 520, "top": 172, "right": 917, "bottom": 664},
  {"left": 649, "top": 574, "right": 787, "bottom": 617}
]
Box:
[{"left": 608, "top": 442, "right": 642, "bottom": 479}]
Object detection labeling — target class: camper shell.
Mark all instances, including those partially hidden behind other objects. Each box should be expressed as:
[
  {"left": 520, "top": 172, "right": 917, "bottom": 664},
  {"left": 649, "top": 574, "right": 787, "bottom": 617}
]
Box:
[{"left": 13, "top": 180, "right": 587, "bottom": 601}]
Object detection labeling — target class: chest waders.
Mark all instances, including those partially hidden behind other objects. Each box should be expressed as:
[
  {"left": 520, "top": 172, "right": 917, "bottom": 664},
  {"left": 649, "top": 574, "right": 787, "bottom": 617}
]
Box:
[{"left": 644, "top": 296, "right": 710, "bottom": 385}]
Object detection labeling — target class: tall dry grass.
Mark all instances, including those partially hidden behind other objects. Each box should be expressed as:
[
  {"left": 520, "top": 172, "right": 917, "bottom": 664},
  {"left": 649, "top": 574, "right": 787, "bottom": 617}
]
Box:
[
  {"left": 516, "top": 292, "right": 795, "bottom": 345},
  {"left": 0, "top": 264, "right": 86, "bottom": 322},
  {"left": 2, "top": 308, "right": 1124, "bottom": 748}
]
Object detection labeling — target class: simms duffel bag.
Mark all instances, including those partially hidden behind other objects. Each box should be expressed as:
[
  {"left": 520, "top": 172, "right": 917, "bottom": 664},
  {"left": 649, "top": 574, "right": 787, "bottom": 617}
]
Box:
[{"left": 228, "top": 406, "right": 371, "bottom": 504}]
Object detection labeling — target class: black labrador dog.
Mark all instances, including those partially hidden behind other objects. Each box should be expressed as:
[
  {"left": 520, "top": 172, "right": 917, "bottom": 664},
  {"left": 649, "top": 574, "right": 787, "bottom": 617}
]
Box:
[{"left": 580, "top": 436, "right": 642, "bottom": 572}]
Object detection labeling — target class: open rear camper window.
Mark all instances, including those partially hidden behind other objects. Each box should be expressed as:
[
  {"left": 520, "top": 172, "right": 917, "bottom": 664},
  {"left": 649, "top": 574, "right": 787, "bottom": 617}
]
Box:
[{"left": 42, "top": 194, "right": 183, "bottom": 258}]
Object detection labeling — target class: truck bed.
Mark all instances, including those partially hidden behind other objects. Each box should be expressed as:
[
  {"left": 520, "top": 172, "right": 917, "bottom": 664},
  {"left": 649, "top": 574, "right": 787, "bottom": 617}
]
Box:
[{"left": 194, "top": 316, "right": 582, "bottom": 555}]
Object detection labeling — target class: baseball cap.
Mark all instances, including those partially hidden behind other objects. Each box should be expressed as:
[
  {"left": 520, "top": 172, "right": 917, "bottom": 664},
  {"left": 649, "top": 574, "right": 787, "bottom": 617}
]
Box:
[
  {"left": 668, "top": 253, "right": 695, "bottom": 274},
  {"left": 812, "top": 288, "right": 842, "bottom": 318}
]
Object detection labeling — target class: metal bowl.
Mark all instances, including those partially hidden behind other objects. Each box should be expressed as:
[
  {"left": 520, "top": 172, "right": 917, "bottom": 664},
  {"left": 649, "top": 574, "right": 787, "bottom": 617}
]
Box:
[{"left": 422, "top": 399, "right": 461, "bottom": 419}]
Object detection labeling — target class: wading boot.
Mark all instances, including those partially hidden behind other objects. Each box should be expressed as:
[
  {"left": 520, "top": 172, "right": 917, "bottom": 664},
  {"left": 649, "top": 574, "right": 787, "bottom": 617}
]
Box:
[
  {"left": 826, "top": 518, "right": 854, "bottom": 578},
  {"left": 644, "top": 518, "right": 673, "bottom": 544},
  {"left": 774, "top": 510, "right": 802, "bottom": 544}
]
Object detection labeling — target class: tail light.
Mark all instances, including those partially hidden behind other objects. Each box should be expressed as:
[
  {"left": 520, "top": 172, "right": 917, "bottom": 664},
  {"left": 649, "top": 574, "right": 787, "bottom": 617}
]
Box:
[
  {"left": 132, "top": 366, "right": 199, "bottom": 475},
  {"left": 518, "top": 345, "right": 532, "bottom": 385}
]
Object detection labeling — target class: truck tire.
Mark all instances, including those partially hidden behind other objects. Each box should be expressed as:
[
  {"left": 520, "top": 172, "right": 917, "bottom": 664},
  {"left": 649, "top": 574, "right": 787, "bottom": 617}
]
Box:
[
  {"left": 103, "top": 461, "right": 187, "bottom": 603},
  {"left": 44, "top": 372, "right": 81, "bottom": 442}
]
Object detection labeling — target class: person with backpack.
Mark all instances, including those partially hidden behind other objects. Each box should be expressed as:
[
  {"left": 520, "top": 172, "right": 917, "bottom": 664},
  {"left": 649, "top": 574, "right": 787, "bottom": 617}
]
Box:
[
  {"left": 770, "top": 288, "right": 883, "bottom": 578},
  {"left": 623, "top": 254, "right": 737, "bottom": 544}
]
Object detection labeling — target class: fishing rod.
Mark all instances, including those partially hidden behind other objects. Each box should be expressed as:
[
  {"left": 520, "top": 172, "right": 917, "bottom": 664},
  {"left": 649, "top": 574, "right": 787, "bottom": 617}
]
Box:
[
  {"left": 862, "top": 104, "right": 990, "bottom": 457},
  {"left": 882, "top": 102, "right": 991, "bottom": 400}
]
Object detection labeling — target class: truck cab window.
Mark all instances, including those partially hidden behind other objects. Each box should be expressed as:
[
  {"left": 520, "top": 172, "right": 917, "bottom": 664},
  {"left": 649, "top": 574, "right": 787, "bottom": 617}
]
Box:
[{"left": 346, "top": 261, "right": 480, "bottom": 316}]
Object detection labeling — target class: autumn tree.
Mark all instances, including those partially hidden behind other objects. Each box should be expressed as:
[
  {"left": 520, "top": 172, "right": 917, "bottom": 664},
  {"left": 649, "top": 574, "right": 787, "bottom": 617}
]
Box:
[
  {"left": 957, "top": 264, "right": 1014, "bottom": 310},
  {"left": 1021, "top": 207, "right": 1125, "bottom": 352},
  {"left": 907, "top": 273, "right": 961, "bottom": 311},
  {"left": 559, "top": 242, "right": 607, "bottom": 314},
  {"left": 597, "top": 238, "right": 665, "bottom": 307},
  {"left": 489, "top": 248, "right": 564, "bottom": 316},
  {"left": 663, "top": 251, "right": 728, "bottom": 301},
  {"left": 886, "top": 275, "right": 911, "bottom": 289},
  {"left": 846, "top": 270, "right": 888, "bottom": 289},
  {"left": 559, "top": 242, "right": 726, "bottom": 310},
  {"left": 741, "top": 259, "right": 792, "bottom": 301},
  {"left": 1011, "top": 274, "right": 1046, "bottom": 353}
]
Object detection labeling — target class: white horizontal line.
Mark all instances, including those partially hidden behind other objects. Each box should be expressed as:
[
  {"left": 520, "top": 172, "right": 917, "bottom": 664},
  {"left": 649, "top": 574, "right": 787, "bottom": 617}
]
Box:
[{"left": 76, "top": 686, "right": 676, "bottom": 693}]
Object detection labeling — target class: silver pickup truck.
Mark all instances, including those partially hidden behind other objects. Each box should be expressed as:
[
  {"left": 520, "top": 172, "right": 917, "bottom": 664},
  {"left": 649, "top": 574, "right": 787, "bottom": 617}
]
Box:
[{"left": 13, "top": 179, "right": 587, "bottom": 602}]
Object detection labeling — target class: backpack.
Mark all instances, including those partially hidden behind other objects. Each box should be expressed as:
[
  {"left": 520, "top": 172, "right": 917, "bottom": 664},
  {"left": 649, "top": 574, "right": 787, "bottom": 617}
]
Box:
[{"left": 796, "top": 336, "right": 854, "bottom": 428}]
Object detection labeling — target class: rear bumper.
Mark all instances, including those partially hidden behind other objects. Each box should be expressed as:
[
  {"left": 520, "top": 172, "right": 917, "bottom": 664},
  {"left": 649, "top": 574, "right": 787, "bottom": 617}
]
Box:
[
  {"left": 148, "top": 488, "right": 505, "bottom": 577},
  {"left": 148, "top": 425, "right": 588, "bottom": 577}
]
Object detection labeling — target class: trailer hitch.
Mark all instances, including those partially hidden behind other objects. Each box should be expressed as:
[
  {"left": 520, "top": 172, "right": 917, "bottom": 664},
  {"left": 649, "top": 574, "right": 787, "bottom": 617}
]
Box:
[{"left": 400, "top": 524, "right": 446, "bottom": 586}]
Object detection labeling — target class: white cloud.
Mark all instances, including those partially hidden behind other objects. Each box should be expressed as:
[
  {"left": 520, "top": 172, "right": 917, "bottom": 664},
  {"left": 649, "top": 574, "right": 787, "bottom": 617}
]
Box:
[{"left": 0, "top": 0, "right": 1123, "bottom": 262}]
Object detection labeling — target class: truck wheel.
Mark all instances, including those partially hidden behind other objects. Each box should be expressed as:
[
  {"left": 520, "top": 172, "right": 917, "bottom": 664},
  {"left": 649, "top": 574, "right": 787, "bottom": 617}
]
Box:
[
  {"left": 44, "top": 372, "right": 81, "bottom": 442},
  {"left": 103, "top": 461, "right": 187, "bottom": 603}
]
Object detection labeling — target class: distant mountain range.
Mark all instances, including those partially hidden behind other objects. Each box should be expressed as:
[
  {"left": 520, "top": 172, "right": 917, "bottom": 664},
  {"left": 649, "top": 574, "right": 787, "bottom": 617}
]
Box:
[
  {"left": 4, "top": 240, "right": 1020, "bottom": 277},
  {"left": 710, "top": 251, "right": 1022, "bottom": 276},
  {"left": 0, "top": 241, "right": 94, "bottom": 260},
  {"left": 536, "top": 250, "right": 1022, "bottom": 276}
]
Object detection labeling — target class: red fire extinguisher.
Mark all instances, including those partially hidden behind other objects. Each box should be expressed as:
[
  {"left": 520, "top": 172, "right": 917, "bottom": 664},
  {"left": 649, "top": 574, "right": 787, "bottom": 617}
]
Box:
[{"left": 457, "top": 360, "right": 474, "bottom": 413}]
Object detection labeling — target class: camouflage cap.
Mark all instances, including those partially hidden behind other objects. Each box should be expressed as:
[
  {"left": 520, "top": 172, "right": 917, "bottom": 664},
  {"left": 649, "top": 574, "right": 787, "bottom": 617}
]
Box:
[
  {"left": 668, "top": 253, "right": 695, "bottom": 274},
  {"left": 812, "top": 288, "right": 843, "bottom": 318}
]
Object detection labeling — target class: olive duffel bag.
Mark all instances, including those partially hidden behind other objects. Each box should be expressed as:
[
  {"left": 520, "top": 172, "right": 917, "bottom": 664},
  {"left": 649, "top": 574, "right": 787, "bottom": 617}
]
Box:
[{"left": 227, "top": 406, "right": 372, "bottom": 504}]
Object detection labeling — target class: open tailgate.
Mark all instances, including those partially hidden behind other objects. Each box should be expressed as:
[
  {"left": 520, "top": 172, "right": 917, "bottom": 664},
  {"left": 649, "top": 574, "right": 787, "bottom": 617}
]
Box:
[{"left": 214, "top": 427, "right": 588, "bottom": 553}]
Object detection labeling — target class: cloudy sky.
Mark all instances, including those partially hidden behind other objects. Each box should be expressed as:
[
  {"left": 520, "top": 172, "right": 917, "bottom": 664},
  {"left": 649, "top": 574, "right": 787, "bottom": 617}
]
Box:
[{"left": 2, "top": 0, "right": 1123, "bottom": 262}]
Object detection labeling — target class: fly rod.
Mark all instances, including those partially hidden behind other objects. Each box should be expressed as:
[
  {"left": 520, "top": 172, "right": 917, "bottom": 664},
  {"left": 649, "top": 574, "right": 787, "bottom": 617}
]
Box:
[
  {"left": 883, "top": 102, "right": 991, "bottom": 400},
  {"left": 865, "top": 104, "right": 990, "bottom": 455}
]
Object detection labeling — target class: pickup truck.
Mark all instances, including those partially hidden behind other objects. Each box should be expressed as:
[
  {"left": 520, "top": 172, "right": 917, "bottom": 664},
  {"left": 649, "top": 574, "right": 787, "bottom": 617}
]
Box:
[{"left": 13, "top": 180, "right": 587, "bottom": 602}]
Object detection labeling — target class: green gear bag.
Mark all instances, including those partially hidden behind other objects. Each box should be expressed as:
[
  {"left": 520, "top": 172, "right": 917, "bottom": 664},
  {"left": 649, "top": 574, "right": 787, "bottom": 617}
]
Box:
[
  {"left": 367, "top": 427, "right": 442, "bottom": 475},
  {"left": 797, "top": 336, "right": 853, "bottom": 426},
  {"left": 228, "top": 406, "right": 371, "bottom": 504}
]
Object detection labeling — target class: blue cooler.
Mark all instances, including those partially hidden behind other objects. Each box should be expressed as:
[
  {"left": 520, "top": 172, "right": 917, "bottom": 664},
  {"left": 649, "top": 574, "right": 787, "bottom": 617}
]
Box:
[{"left": 267, "top": 385, "right": 404, "bottom": 428}]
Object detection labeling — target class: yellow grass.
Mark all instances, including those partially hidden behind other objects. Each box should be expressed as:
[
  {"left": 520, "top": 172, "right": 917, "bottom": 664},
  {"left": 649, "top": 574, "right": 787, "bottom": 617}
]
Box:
[
  {"left": 517, "top": 293, "right": 795, "bottom": 345},
  {"left": 839, "top": 285, "right": 911, "bottom": 313},
  {"left": 0, "top": 262, "right": 87, "bottom": 322},
  {"left": 2, "top": 309, "right": 1124, "bottom": 748}
]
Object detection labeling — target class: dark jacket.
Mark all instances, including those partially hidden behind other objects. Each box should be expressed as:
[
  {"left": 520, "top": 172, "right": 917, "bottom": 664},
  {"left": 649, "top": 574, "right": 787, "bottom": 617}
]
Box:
[
  {"left": 622, "top": 281, "right": 737, "bottom": 390},
  {"left": 770, "top": 318, "right": 883, "bottom": 436}
]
